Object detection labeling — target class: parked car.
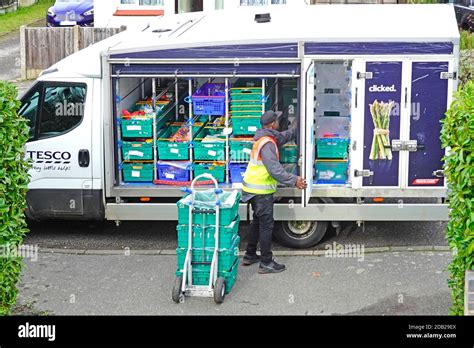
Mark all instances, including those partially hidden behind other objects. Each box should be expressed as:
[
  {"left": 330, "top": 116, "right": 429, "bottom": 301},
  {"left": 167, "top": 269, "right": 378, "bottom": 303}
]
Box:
[
  {"left": 46, "top": 0, "right": 93, "bottom": 27},
  {"left": 454, "top": 0, "right": 474, "bottom": 32}
]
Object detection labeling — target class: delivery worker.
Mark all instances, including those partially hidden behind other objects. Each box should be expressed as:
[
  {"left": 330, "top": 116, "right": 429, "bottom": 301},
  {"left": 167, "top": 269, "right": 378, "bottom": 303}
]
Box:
[{"left": 241, "top": 110, "right": 307, "bottom": 274}]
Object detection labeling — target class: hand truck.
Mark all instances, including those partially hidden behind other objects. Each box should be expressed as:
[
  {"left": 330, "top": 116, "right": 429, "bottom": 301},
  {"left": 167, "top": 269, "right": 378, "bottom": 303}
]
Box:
[{"left": 172, "top": 174, "right": 227, "bottom": 304}]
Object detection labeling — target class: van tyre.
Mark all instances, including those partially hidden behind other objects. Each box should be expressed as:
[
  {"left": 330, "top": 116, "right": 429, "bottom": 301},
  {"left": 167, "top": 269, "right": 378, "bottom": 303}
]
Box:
[
  {"left": 172, "top": 276, "right": 183, "bottom": 303},
  {"left": 214, "top": 277, "right": 226, "bottom": 304},
  {"left": 275, "top": 220, "right": 329, "bottom": 249}
]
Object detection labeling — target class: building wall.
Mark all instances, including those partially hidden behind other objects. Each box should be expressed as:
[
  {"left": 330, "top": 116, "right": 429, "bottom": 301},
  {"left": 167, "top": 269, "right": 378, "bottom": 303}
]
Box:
[{"left": 95, "top": 0, "right": 175, "bottom": 28}]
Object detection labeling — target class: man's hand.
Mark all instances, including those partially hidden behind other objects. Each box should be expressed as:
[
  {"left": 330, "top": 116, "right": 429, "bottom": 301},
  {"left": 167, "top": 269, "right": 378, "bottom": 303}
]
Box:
[{"left": 295, "top": 176, "right": 307, "bottom": 190}]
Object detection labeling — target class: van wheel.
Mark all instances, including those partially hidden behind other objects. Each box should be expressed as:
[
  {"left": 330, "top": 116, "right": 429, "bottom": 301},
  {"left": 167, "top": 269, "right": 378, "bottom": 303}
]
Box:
[{"left": 275, "top": 220, "right": 328, "bottom": 249}]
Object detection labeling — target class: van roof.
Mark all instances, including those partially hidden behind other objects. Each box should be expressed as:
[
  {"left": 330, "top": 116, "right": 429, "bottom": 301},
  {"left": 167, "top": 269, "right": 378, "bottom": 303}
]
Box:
[{"left": 48, "top": 4, "right": 459, "bottom": 78}]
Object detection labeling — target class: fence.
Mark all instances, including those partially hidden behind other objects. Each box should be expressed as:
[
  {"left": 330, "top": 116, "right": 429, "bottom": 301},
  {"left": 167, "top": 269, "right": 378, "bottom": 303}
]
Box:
[
  {"left": 20, "top": 25, "right": 126, "bottom": 80},
  {"left": 0, "top": 0, "right": 17, "bottom": 14}
]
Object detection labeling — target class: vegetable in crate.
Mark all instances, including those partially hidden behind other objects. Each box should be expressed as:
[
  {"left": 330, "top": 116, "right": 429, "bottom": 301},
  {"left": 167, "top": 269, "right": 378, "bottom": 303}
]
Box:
[
  {"left": 121, "top": 109, "right": 145, "bottom": 119},
  {"left": 369, "top": 100, "right": 394, "bottom": 161},
  {"left": 170, "top": 125, "right": 190, "bottom": 142}
]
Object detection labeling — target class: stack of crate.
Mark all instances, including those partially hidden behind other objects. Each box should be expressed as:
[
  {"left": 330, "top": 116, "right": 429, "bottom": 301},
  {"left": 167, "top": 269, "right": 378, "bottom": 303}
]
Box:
[
  {"left": 228, "top": 87, "right": 264, "bottom": 183},
  {"left": 120, "top": 93, "right": 175, "bottom": 183},
  {"left": 191, "top": 84, "right": 228, "bottom": 183},
  {"left": 313, "top": 61, "right": 352, "bottom": 184},
  {"left": 175, "top": 190, "right": 241, "bottom": 293},
  {"left": 156, "top": 119, "right": 208, "bottom": 182}
]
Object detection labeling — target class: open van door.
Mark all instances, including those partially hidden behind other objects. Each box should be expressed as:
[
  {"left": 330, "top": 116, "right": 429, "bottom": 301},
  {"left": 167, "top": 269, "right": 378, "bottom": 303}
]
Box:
[{"left": 301, "top": 59, "right": 315, "bottom": 207}]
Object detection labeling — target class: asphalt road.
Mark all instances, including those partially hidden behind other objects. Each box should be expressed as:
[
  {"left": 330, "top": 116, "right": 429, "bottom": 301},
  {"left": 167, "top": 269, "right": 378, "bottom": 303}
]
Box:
[
  {"left": 17, "top": 251, "right": 452, "bottom": 315},
  {"left": 24, "top": 219, "right": 448, "bottom": 252},
  {"left": 0, "top": 30, "right": 21, "bottom": 81}
]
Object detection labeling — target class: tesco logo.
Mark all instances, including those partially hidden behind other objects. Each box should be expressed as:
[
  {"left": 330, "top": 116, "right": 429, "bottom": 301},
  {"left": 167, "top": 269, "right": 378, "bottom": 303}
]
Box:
[{"left": 369, "top": 84, "right": 397, "bottom": 92}]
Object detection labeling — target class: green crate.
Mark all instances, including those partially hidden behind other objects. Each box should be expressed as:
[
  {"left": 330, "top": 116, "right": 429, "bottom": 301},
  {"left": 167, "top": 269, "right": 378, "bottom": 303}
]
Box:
[
  {"left": 279, "top": 144, "right": 298, "bottom": 163},
  {"left": 121, "top": 117, "right": 153, "bottom": 138},
  {"left": 231, "top": 107, "right": 263, "bottom": 113},
  {"left": 176, "top": 216, "right": 240, "bottom": 249},
  {"left": 230, "top": 110, "right": 262, "bottom": 117},
  {"left": 193, "top": 162, "right": 226, "bottom": 183},
  {"left": 194, "top": 130, "right": 226, "bottom": 161},
  {"left": 229, "top": 137, "right": 253, "bottom": 162},
  {"left": 316, "top": 138, "right": 350, "bottom": 159},
  {"left": 314, "top": 160, "right": 348, "bottom": 184},
  {"left": 231, "top": 100, "right": 263, "bottom": 107},
  {"left": 122, "top": 140, "right": 154, "bottom": 161},
  {"left": 176, "top": 258, "right": 240, "bottom": 292},
  {"left": 176, "top": 235, "right": 240, "bottom": 271},
  {"left": 230, "top": 88, "right": 263, "bottom": 101},
  {"left": 232, "top": 117, "right": 261, "bottom": 136},
  {"left": 177, "top": 190, "right": 241, "bottom": 226},
  {"left": 122, "top": 163, "right": 154, "bottom": 182},
  {"left": 157, "top": 124, "right": 204, "bottom": 160}
]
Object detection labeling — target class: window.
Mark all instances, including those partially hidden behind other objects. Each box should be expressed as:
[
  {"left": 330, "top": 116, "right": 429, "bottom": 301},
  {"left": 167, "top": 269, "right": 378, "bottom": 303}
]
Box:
[
  {"left": 240, "top": 0, "right": 287, "bottom": 5},
  {"left": 19, "top": 90, "right": 40, "bottom": 140},
  {"left": 19, "top": 83, "right": 86, "bottom": 141}
]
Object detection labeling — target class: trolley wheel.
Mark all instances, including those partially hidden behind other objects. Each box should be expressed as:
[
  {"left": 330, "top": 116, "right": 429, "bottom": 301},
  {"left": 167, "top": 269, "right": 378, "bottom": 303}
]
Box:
[
  {"left": 172, "top": 276, "right": 183, "bottom": 304},
  {"left": 214, "top": 277, "right": 226, "bottom": 304}
]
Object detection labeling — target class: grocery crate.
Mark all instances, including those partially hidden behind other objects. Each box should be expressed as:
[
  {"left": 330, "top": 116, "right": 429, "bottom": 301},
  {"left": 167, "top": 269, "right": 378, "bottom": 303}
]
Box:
[
  {"left": 315, "top": 116, "right": 350, "bottom": 138},
  {"left": 157, "top": 123, "right": 204, "bottom": 160},
  {"left": 122, "top": 163, "right": 154, "bottom": 182},
  {"left": 204, "top": 116, "right": 226, "bottom": 135},
  {"left": 157, "top": 161, "right": 190, "bottom": 182},
  {"left": 177, "top": 190, "right": 241, "bottom": 226},
  {"left": 121, "top": 140, "right": 154, "bottom": 161},
  {"left": 194, "top": 130, "right": 226, "bottom": 161},
  {"left": 121, "top": 117, "right": 153, "bottom": 138},
  {"left": 229, "top": 163, "right": 247, "bottom": 183},
  {"left": 231, "top": 100, "right": 263, "bottom": 107},
  {"left": 176, "top": 235, "right": 240, "bottom": 271},
  {"left": 314, "top": 160, "right": 348, "bottom": 184},
  {"left": 192, "top": 83, "right": 227, "bottom": 116},
  {"left": 193, "top": 162, "right": 226, "bottom": 183},
  {"left": 230, "top": 87, "right": 263, "bottom": 102},
  {"left": 279, "top": 144, "right": 298, "bottom": 163},
  {"left": 232, "top": 116, "right": 261, "bottom": 136},
  {"left": 176, "top": 258, "right": 240, "bottom": 292},
  {"left": 229, "top": 137, "right": 253, "bottom": 162},
  {"left": 230, "top": 110, "right": 262, "bottom": 117},
  {"left": 176, "top": 216, "right": 240, "bottom": 249},
  {"left": 316, "top": 138, "right": 350, "bottom": 159}
]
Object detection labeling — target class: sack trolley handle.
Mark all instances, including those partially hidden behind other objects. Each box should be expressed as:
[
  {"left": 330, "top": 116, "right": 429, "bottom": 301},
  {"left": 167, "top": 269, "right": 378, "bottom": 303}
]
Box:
[{"left": 180, "top": 174, "right": 223, "bottom": 293}]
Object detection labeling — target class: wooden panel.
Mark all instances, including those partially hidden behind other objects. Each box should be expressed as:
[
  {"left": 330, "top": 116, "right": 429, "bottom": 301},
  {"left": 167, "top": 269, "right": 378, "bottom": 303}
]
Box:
[{"left": 22, "top": 26, "right": 125, "bottom": 78}]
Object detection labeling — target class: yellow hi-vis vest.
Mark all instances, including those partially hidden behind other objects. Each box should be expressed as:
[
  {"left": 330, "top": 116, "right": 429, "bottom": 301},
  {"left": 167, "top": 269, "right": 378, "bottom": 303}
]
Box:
[{"left": 242, "top": 136, "right": 280, "bottom": 195}]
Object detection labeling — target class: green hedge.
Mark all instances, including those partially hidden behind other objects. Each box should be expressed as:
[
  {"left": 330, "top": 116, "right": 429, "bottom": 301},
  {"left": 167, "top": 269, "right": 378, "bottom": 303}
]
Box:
[
  {"left": 440, "top": 81, "right": 474, "bottom": 316},
  {"left": 0, "top": 81, "right": 31, "bottom": 315}
]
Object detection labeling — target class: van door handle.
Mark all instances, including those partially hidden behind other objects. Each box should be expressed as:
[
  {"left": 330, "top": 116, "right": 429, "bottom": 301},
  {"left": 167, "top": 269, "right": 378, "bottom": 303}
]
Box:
[{"left": 78, "top": 149, "right": 90, "bottom": 167}]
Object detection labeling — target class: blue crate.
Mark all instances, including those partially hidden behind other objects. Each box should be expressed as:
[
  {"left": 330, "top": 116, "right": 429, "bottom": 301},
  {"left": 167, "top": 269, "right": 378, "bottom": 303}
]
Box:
[
  {"left": 157, "top": 161, "right": 191, "bottom": 182},
  {"left": 229, "top": 163, "right": 247, "bottom": 183},
  {"left": 192, "top": 83, "right": 226, "bottom": 116}
]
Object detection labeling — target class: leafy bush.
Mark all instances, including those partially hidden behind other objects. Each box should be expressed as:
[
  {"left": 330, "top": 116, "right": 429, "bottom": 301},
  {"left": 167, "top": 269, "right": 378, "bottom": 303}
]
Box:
[
  {"left": 440, "top": 81, "right": 474, "bottom": 315},
  {"left": 460, "top": 30, "right": 474, "bottom": 51},
  {"left": 0, "top": 81, "right": 31, "bottom": 315},
  {"left": 459, "top": 50, "right": 474, "bottom": 89}
]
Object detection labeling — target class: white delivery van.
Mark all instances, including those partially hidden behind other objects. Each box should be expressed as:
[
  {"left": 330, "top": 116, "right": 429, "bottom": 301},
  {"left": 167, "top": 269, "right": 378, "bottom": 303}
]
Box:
[{"left": 19, "top": 4, "right": 459, "bottom": 248}]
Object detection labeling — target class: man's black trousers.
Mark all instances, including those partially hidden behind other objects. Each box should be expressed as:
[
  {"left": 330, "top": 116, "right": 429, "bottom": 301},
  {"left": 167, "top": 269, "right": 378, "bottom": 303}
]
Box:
[{"left": 245, "top": 194, "right": 274, "bottom": 264}]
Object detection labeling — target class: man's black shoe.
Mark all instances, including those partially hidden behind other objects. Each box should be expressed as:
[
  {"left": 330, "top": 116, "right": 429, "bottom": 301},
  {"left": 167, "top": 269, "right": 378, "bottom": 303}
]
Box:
[
  {"left": 258, "top": 259, "right": 286, "bottom": 274},
  {"left": 242, "top": 253, "right": 261, "bottom": 266}
]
